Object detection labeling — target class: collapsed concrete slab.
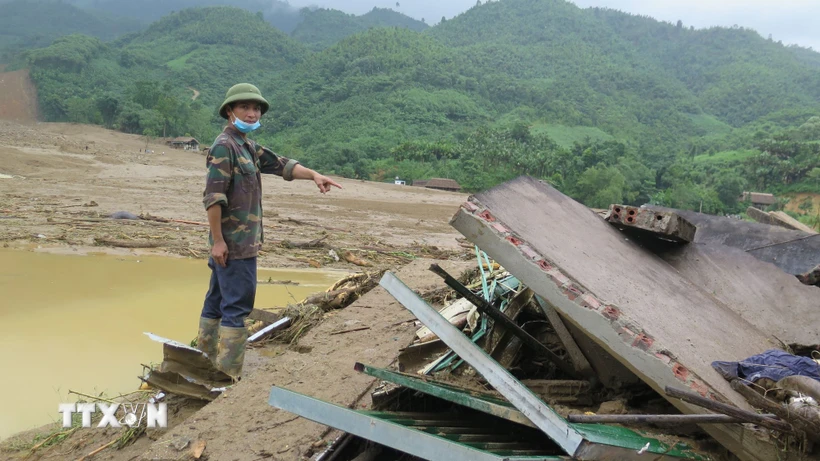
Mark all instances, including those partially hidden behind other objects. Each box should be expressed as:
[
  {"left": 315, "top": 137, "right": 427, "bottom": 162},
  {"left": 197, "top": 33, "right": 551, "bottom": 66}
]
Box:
[
  {"left": 655, "top": 208, "right": 820, "bottom": 276},
  {"left": 746, "top": 207, "right": 818, "bottom": 234},
  {"left": 451, "top": 176, "right": 807, "bottom": 461},
  {"left": 605, "top": 204, "right": 696, "bottom": 243},
  {"left": 657, "top": 243, "right": 820, "bottom": 346},
  {"left": 745, "top": 206, "right": 779, "bottom": 227},
  {"left": 770, "top": 211, "right": 818, "bottom": 234}
]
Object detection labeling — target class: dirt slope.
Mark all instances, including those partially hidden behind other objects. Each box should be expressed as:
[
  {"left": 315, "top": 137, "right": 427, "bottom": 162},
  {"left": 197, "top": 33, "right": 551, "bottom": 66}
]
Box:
[{"left": 0, "top": 68, "right": 38, "bottom": 123}]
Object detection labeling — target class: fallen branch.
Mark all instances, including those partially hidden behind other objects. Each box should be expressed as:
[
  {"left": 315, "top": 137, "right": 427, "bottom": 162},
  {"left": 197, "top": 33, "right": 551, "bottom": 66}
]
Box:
[
  {"left": 730, "top": 379, "right": 820, "bottom": 441},
  {"left": 69, "top": 390, "right": 116, "bottom": 404},
  {"left": 342, "top": 251, "right": 371, "bottom": 267},
  {"left": 78, "top": 437, "right": 118, "bottom": 461},
  {"left": 27, "top": 427, "right": 79, "bottom": 453},
  {"left": 330, "top": 326, "right": 371, "bottom": 335},
  {"left": 302, "top": 287, "right": 355, "bottom": 308}
]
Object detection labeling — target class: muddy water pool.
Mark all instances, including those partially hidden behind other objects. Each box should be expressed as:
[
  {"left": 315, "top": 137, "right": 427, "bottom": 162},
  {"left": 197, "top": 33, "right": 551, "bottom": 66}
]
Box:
[{"left": 0, "top": 249, "right": 344, "bottom": 439}]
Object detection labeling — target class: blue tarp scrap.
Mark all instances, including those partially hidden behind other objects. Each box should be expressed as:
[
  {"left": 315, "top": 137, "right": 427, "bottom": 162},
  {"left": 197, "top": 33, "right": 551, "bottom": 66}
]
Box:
[{"left": 712, "top": 349, "right": 820, "bottom": 384}]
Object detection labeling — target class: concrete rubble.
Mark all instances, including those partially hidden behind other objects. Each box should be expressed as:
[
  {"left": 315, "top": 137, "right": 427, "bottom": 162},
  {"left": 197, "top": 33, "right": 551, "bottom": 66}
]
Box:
[{"left": 746, "top": 206, "right": 818, "bottom": 234}]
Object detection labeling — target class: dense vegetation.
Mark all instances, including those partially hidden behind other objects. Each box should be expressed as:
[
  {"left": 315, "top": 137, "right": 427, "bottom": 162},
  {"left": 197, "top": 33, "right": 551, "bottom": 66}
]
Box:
[
  {"left": 292, "top": 8, "right": 429, "bottom": 51},
  {"left": 1, "top": 0, "right": 427, "bottom": 63},
  {"left": 0, "top": 0, "right": 140, "bottom": 61},
  {"left": 67, "top": 0, "right": 305, "bottom": 33},
  {"left": 19, "top": 7, "right": 308, "bottom": 140},
  {"left": 10, "top": 0, "right": 820, "bottom": 225}
]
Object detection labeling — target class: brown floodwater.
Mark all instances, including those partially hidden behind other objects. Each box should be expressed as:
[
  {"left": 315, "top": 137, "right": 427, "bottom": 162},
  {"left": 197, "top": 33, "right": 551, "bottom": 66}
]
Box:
[{"left": 0, "top": 249, "right": 345, "bottom": 440}]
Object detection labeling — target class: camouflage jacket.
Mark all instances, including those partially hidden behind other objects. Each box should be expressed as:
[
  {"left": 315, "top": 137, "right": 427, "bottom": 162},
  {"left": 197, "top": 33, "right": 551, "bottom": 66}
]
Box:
[{"left": 202, "top": 127, "right": 300, "bottom": 260}]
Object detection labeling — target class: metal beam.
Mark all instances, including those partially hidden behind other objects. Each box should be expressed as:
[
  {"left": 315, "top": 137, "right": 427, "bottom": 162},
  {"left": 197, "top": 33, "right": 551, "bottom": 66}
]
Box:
[
  {"left": 354, "top": 362, "right": 537, "bottom": 429},
  {"left": 378, "top": 271, "right": 586, "bottom": 456},
  {"left": 267, "top": 386, "right": 560, "bottom": 461}
]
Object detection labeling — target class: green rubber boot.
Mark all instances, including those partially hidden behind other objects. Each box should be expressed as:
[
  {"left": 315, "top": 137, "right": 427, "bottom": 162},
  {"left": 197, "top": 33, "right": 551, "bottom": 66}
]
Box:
[
  {"left": 216, "top": 326, "right": 248, "bottom": 381},
  {"left": 196, "top": 317, "right": 220, "bottom": 362}
]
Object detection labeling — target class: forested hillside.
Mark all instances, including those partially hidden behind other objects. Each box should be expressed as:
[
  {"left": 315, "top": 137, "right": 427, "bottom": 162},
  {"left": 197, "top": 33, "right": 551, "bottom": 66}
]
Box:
[
  {"left": 11, "top": 0, "right": 820, "bottom": 225},
  {"left": 67, "top": 0, "right": 305, "bottom": 33},
  {"left": 0, "top": 0, "right": 140, "bottom": 62},
  {"left": 292, "top": 8, "right": 429, "bottom": 51},
  {"left": 20, "top": 7, "right": 308, "bottom": 140}
]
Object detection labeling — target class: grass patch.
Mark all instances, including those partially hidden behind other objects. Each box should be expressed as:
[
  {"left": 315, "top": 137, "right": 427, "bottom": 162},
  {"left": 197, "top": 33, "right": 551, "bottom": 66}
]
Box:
[
  {"left": 777, "top": 180, "right": 820, "bottom": 195},
  {"left": 165, "top": 53, "right": 191, "bottom": 71},
  {"left": 687, "top": 113, "right": 733, "bottom": 136},
  {"left": 693, "top": 149, "right": 758, "bottom": 164},
  {"left": 530, "top": 123, "right": 614, "bottom": 147}
]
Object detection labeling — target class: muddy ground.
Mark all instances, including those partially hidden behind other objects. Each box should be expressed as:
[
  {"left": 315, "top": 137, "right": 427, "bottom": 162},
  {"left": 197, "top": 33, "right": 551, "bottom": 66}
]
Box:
[
  {"left": 0, "top": 119, "right": 474, "bottom": 460},
  {"left": 0, "top": 120, "right": 470, "bottom": 268}
]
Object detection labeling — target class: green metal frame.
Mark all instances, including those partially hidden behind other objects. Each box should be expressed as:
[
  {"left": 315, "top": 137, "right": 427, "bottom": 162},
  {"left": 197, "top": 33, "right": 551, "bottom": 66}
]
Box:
[
  {"left": 268, "top": 386, "right": 563, "bottom": 461},
  {"left": 356, "top": 363, "right": 705, "bottom": 459}
]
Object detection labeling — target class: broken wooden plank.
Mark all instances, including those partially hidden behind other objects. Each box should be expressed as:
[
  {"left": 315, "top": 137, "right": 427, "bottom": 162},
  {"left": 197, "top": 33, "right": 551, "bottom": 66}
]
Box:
[
  {"left": 485, "top": 288, "right": 532, "bottom": 356},
  {"left": 535, "top": 296, "right": 596, "bottom": 382},
  {"left": 521, "top": 379, "right": 592, "bottom": 405}
]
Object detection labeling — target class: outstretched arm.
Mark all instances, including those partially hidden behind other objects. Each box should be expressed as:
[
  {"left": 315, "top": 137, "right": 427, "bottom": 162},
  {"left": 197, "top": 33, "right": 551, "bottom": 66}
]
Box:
[
  {"left": 256, "top": 144, "right": 342, "bottom": 193},
  {"left": 291, "top": 164, "right": 343, "bottom": 194}
]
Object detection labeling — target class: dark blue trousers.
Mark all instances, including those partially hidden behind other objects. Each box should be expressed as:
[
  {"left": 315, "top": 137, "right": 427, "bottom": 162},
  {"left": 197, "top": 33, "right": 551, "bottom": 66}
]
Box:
[{"left": 201, "top": 257, "right": 257, "bottom": 328}]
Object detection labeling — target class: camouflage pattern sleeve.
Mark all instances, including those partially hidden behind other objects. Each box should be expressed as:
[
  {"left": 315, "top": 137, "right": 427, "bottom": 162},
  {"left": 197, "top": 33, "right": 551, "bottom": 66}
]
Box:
[
  {"left": 203, "top": 144, "right": 233, "bottom": 210},
  {"left": 255, "top": 144, "right": 300, "bottom": 181}
]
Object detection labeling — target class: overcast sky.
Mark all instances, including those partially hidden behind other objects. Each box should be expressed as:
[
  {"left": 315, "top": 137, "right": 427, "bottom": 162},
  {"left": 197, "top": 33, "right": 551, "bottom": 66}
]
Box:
[{"left": 289, "top": 0, "right": 820, "bottom": 51}]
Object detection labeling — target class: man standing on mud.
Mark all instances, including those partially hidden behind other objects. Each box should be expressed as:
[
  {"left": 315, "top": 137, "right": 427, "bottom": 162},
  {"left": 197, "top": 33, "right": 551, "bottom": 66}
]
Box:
[{"left": 198, "top": 83, "right": 341, "bottom": 380}]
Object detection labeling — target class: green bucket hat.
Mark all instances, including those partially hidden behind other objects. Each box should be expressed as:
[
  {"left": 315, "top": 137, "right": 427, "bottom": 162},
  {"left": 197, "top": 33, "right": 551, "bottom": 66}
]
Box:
[{"left": 218, "top": 83, "right": 270, "bottom": 119}]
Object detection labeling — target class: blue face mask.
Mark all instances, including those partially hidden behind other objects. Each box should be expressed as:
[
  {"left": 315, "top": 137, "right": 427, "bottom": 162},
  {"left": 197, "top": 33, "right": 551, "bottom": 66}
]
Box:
[{"left": 231, "top": 114, "right": 261, "bottom": 134}]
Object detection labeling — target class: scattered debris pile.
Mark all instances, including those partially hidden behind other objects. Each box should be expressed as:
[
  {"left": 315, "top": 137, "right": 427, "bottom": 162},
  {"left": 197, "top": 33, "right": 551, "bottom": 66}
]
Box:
[
  {"left": 142, "top": 270, "right": 383, "bottom": 401},
  {"left": 267, "top": 176, "right": 820, "bottom": 461}
]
